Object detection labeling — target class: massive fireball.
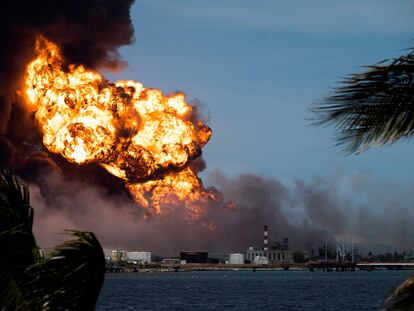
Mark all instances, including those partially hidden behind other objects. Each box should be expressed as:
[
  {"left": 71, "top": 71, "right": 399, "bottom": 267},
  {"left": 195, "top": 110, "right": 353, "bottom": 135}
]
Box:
[{"left": 24, "top": 37, "right": 218, "bottom": 219}]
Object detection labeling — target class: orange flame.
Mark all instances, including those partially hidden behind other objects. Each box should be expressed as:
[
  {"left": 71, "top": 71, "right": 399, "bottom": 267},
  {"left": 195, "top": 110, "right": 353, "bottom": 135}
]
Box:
[
  {"left": 127, "top": 167, "right": 220, "bottom": 219},
  {"left": 24, "top": 36, "right": 217, "bottom": 220}
]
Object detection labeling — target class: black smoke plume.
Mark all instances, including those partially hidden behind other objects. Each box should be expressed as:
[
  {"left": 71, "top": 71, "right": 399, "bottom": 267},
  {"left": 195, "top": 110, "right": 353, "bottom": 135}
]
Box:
[
  {"left": 0, "top": 0, "right": 135, "bottom": 193},
  {"left": 29, "top": 168, "right": 414, "bottom": 256},
  {"left": 1, "top": 1, "right": 410, "bottom": 256}
]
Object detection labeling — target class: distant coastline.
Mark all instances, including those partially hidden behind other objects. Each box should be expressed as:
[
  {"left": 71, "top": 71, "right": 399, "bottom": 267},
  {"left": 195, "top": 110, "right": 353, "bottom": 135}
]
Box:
[{"left": 106, "top": 262, "right": 414, "bottom": 273}]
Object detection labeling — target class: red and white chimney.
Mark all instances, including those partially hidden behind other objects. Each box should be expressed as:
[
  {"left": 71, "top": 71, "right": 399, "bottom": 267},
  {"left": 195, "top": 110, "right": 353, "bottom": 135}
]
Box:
[{"left": 263, "top": 225, "right": 268, "bottom": 251}]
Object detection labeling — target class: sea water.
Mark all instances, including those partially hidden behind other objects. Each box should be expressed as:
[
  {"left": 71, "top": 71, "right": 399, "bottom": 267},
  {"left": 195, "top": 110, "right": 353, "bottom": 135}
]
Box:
[{"left": 97, "top": 270, "right": 412, "bottom": 311}]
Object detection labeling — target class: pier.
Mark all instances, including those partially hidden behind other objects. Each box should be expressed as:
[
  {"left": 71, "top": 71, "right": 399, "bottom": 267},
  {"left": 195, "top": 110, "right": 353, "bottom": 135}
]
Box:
[
  {"left": 357, "top": 262, "right": 414, "bottom": 271},
  {"left": 307, "top": 261, "right": 356, "bottom": 272}
]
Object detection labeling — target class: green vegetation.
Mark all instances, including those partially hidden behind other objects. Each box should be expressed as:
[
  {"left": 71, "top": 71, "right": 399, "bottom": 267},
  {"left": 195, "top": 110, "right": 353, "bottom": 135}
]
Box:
[{"left": 0, "top": 170, "right": 105, "bottom": 310}]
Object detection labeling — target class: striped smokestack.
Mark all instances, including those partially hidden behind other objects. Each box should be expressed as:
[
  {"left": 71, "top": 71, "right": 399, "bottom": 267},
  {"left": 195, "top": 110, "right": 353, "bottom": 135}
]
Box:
[{"left": 263, "top": 225, "right": 268, "bottom": 251}]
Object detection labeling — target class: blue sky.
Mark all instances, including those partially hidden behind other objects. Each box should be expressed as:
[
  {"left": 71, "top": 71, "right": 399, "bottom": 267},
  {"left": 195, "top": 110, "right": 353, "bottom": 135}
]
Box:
[{"left": 108, "top": 0, "right": 414, "bottom": 185}]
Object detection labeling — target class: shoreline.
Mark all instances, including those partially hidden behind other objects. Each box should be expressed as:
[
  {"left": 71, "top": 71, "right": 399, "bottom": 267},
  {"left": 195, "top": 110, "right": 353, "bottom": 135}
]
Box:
[{"left": 106, "top": 263, "right": 414, "bottom": 273}]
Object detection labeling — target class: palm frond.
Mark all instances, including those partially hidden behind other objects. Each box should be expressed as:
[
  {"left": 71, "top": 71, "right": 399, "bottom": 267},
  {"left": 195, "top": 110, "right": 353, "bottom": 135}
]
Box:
[
  {"left": 385, "top": 274, "right": 414, "bottom": 310},
  {"left": 0, "top": 270, "right": 22, "bottom": 311},
  {"left": 0, "top": 170, "right": 33, "bottom": 231},
  {"left": 0, "top": 170, "right": 105, "bottom": 310},
  {"left": 0, "top": 170, "right": 40, "bottom": 282},
  {"left": 22, "top": 230, "right": 106, "bottom": 310},
  {"left": 312, "top": 49, "right": 414, "bottom": 153},
  {"left": 0, "top": 225, "right": 39, "bottom": 283},
  {"left": 0, "top": 170, "right": 39, "bottom": 310}
]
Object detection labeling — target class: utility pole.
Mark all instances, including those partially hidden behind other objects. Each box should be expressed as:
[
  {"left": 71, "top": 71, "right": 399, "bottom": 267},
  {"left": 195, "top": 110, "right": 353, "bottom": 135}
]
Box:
[
  {"left": 336, "top": 242, "right": 339, "bottom": 261},
  {"left": 325, "top": 234, "right": 328, "bottom": 262},
  {"left": 351, "top": 236, "right": 354, "bottom": 263}
]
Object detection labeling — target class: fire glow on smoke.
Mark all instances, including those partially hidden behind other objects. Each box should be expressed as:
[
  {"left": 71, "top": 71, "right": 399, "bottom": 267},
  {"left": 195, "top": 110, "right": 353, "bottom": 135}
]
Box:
[{"left": 24, "top": 36, "right": 220, "bottom": 220}]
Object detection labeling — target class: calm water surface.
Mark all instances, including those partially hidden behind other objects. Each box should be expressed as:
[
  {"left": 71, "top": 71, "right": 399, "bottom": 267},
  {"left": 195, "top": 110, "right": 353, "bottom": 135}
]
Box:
[{"left": 97, "top": 270, "right": 412, "bottom": 311}]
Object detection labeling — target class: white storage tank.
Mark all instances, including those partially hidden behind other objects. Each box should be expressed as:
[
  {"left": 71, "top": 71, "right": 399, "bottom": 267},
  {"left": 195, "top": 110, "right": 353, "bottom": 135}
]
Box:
[
  {"left": 126, "top": 251, "right": 151, "bottom": 264},
  {"left": 229, "top": 253, "right": 244, "bottom": 265}
]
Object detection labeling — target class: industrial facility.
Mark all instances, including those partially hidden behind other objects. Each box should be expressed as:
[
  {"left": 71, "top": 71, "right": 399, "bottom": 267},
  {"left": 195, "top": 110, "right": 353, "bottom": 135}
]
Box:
[
  {"left": 246, "top": 225, "right": 293, "bottom": 264},
  {"left": 102, "top": 225, "right": 412, "bottom": 274},
  {"left": 228, "top": 253, "right": 244, "bottom": 265},
  {"left": 104, "top": 249, "right": 127, "bottom": 262},
  {"left": 126, "top": 251, "right": 151, "bottom": 264},
  {"left": 104, "top": 250, "right": 152, "bottom": 266},
  {"left": 180, "top": 251, "right": 209, "bottom": 264},
  {"left": 104, "top": 225, "right": 294, "bottom": 272}
]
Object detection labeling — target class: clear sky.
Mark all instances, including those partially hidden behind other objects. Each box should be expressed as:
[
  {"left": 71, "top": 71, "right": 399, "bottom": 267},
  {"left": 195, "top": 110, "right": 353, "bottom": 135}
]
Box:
[{"left": 108, "top": 0, "right": 414, "bottom": 185}]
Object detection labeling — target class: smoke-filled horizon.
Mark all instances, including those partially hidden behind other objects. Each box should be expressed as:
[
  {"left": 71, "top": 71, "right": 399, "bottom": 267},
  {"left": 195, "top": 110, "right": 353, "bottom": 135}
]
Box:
[
  {"left": 1, "top": 0, "right": 413, "bottom": 258},
  {"left": 30, "top": 168, "right": 414, "bottom": 256}
]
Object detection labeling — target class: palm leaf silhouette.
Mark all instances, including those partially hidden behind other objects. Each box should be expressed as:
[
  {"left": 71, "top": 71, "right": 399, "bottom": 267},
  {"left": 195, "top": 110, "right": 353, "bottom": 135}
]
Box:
[
  {"left": 385, "top": 274, "right": 414, "bottom": 310},
  {"left": 313, "top": 49, "right": 414, "bottom": 153},
  {"left": 0, "top": 170, "right": 105, "bottom": 311},
  {"left": 22, "top": 231, "right": 105, "bottom": 310}
]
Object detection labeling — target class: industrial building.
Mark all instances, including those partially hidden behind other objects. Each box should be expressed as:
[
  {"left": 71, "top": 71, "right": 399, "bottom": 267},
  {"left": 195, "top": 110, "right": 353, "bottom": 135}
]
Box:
[
  {"left": 104, "top": 249, "right": 127, "bottom": 262},
  {"left": 104, "top": 249, "right": 152, "bottom": 265},
  {"left": 180, "top": 251, "right": 208, "bottom": 263},
  {"left": 246, "top": 225, "right": 293, "bottom": 264},
  {"left": 228, "top": 253, "right": 244, "bottom": 265},
  {"left": 126, "top": 251, "right": 151, "bottom": 264}
]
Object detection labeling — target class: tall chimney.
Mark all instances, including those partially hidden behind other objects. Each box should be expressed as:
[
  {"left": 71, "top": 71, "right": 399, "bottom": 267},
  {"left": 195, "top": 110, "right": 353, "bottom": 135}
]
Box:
[{"left": 263, "top": 225, "right": 268, "bottom": 251}]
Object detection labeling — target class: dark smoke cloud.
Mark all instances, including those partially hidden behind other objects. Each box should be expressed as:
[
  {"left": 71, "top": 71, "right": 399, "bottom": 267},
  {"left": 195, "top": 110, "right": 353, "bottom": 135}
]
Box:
[
  {"left": 2, "top": 1, "right": 411, "bottom": 257},
  {"left": 0, "top": 0, "right": 136, "bottom": 193},
  {"left": 29, "top": 168, "right": 413, "bottom": 256},
  {"left": 288, "top": 173, "right": 414, "bottom": 253},
  {"left": 30, "top": 170, "right": 316, "bottom": 254}
]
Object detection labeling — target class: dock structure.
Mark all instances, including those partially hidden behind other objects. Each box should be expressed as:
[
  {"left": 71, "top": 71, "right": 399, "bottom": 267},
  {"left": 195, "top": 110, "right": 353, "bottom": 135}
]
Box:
[
  {"left": 307, "top": 261, "right": 356, "bottom": 272},
  {"left": 357, "top": 262, "right": 414, "bottom": 270},
  {"left": 106, "top": 266, "right": 125, "bottom": 273}
]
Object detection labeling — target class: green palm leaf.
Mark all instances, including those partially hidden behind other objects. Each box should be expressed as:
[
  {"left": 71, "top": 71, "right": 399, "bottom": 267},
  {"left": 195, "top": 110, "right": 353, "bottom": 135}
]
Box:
[
  {"left": 0, "top": 270, "right": 22, "bottom": 311},
  {"left": 385, "top": 274, "right": 414, "bottom": 310},
  {"left": 0, "top": 171, "right": 39, "bottom": 290},
  {"left": 0, "top": 225, "right": 39, "bottom": 285},
  {"left": 313, "top": 49, "right": 414, "bottom": 153},
  {"left": 22, "top": 231, "right": 106, "bottom": 310},
  {"left": 0, "top": 170, "right": 33, "bottom": 231},
  {"left": 0, "top": 170, "right": 106, "bottom": 310}
]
